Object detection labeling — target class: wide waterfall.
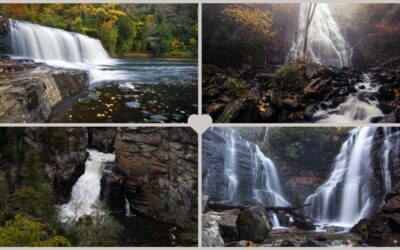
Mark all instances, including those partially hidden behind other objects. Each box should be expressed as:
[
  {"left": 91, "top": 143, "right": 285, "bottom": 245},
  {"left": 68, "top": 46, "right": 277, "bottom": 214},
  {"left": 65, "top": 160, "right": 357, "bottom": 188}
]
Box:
[
  {"left": 304, "top": 127, "right": 398, "bottom": 227},
  {"left": 288, "top": 3, "right": 352, "bottom": 68},
  {"left": 59, "top": 149, "right": 115, "bottom": 223},
  {"left": 10, "top": 19, "right": 110, "bottom": 66}
]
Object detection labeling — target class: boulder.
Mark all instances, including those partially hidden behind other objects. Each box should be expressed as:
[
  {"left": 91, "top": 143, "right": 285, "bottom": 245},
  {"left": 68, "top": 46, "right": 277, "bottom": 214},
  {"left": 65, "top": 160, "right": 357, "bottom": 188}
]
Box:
[
  {"left": 202, "top": 212, "right": 224, "bottom": 247},
  {"left": 216, "top": 209, "right": 240, "bottom": 242},
  {"left": 237, "top": 204, "right": 272, "bottom": 243}
]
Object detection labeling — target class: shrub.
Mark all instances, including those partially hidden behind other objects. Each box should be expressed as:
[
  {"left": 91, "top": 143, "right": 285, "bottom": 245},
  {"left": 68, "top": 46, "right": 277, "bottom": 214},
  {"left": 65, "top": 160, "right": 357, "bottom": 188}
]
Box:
[{"left": 274, "top": 63, "right": 302, "bottom": 91}]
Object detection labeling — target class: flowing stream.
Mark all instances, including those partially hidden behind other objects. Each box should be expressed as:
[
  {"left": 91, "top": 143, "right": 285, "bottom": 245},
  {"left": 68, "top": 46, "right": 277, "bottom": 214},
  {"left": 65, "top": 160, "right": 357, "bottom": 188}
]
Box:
[
  {"left": 288, "top": 3, "right": 352, "bottom": 68},
  {"left": 8, "top": 19, "right": 197, "bottom": 122},
  {"left": 312, "top": 74, "right": 384, "bottom": 123},
  {"left": 59, "top": 149, "right": 115, "bottom": 223},
  {"left": 304, "top": 127, "right": 398, "bottom": 228}
]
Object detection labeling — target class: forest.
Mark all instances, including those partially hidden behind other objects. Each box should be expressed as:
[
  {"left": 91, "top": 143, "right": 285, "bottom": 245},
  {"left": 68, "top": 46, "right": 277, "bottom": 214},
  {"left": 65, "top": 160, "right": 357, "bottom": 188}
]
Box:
[
  {"left": 203, "top": 126, "right": 400, "bottom": 247},
  {"left": 0, "top": 127, "right": 198, "bottom": 246},
  {"left": 0, "top": 4, "right": 197, "bottom": 58},
  {"left": 203, "top": 4, "right": 400, "bottom": 123}
]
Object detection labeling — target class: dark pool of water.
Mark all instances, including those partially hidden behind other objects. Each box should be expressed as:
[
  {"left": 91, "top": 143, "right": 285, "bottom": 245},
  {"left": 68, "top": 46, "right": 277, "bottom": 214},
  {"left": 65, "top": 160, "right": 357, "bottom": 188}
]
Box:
[
  {"left": 50, "top": 58, "right": 197, "bottom": 123},
  {"left": 112, "top": 211, "right": 196, "bottom": 246}
]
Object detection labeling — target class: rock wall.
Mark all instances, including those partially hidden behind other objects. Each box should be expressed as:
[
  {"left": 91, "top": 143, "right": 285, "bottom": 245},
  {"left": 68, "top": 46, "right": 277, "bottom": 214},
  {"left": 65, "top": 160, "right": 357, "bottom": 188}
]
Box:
[
  {"left": 0, "top": 17, "right": 11, "bottom": 54},
  {"left": 0, "top": 60, "right": 87, "bottom": 122},
  {"left": 113, "top": 127, "right": 198, "bottom": 230},
  {"left": 88, "top": 127, "right": 117, "bottom": 153}
]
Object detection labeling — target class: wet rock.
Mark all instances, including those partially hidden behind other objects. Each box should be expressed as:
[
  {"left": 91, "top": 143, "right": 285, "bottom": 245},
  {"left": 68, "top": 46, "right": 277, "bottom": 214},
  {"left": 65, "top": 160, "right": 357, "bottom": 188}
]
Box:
[
  {"left": 88, "top": 128, "right": 117, "bottom": 153},
  {"left": 382, "top": 195, "right": 400, "bottom": 213},
  {"left": 237, "top": 204, "right": 272, "bottom": 243},
  {"left": 324, "top": 225, "right": 345, "bottom": 233},
  {"left": 202, "top": 212, "right": 224, "bottom": 247},
  {"left": 377, "top": 85, "right": 396, "bottom": 101},
  {"left": 0, "top": 60, "right": 87, "bottom": 122},
  {"left": 301, "top": 239, "right": 329, "bottom": 247}
]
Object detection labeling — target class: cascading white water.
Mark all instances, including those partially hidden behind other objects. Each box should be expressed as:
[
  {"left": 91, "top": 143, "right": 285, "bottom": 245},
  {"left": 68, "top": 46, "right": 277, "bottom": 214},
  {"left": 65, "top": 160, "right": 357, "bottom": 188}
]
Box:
[
  {"left": 10, "top": 20, "right": 110, "bottom": 64},
  {"left": 224, "top": 129, "right": 239, "bottom": 202},
  {"left": 382, "top": 128, "right": 400, "bottom": 193},
  {"left": 304, "top": 127, "right": 379, "bottom": 227},
  {"left": 59, "top": 149, "right": 115, "bottom": 223},
  {"left": 125, "top": 198, "right": 134, "bottom": 217},
  {"left": 313, "top": 74, "right": 384, "bottom": 123},
  {"left": 288, "top": 3, "right": 352, "bottom": 68},
  {"left": 252, "top": 146, "right": 290, "bottom": 207}
]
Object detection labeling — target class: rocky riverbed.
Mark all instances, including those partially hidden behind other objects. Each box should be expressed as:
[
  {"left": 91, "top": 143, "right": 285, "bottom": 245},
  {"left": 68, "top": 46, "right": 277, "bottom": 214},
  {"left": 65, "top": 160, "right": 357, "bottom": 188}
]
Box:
[
  {"left": 203, "top": 58, "right": 400, "bottom": 123},
  {"left": 0, "top": 58, "right": 87, "bottom": 122},
  {"left": 203, "top": 190, "right": 400, "bottom": 247}
]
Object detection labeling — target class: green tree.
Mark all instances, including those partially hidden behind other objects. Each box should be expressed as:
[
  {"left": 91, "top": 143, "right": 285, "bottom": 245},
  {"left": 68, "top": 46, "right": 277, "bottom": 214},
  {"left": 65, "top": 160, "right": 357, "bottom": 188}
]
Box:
[
  {"left": 116, "top": 15, "right": 137, "bottom": 55},
  {"left": 68, "top": 201, "right": 122, "bottom": 246},
  {"left": 0, "top": 214, "right": 70, "bottom": 246}
]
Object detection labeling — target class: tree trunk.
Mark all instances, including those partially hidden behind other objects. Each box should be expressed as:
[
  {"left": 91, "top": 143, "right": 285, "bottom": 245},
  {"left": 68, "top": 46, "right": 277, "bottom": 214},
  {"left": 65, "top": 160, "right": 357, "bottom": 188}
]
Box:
[{"left": 302, "top": 3, "right": 317, "bottom": 59}]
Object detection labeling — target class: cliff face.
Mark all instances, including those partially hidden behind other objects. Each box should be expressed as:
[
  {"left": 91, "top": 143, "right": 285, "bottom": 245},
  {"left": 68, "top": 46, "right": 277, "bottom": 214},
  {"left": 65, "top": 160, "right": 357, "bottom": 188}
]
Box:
[
  {"left": 0, "top": 128, "right": 87, "bottom": 203},
  {"left": 113, "top": 127, "right": 198, "bottom": 230},
  {"left": 88, "top": 127, "right": 117, "bottom": 153},
  {"left": 0, "top": 60, "right": 87, "bottom": 122},
  {"left": 0, "top": 17, "right": 11, "bottom": 55}
]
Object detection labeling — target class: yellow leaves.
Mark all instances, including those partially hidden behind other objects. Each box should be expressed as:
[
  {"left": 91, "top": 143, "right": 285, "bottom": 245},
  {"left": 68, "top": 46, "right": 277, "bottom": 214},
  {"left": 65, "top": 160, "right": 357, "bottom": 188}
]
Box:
[
  {"left": 222, "top": 5, "right": 274, "bottom": 39},
  {"left": 146, "top": 14, "right": 154, "bottom": 25},
  {"left": 258, "top": 100, "right": 267, "bottom": 112},
  {"left": 108, "top": 9, "right": 127, "bottom": 17},
  {"left": 170, "top": 38, "right": 184, "bottom": 50},
  {"left": 189, "top": 37, "right": 198, "bottom": 46}
]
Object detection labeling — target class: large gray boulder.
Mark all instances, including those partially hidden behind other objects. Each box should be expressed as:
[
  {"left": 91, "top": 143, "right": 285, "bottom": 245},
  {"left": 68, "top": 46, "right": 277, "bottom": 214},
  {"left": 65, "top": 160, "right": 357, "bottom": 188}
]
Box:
[{"left": 237, "top": 204, "right": 271, "bottom": 243}]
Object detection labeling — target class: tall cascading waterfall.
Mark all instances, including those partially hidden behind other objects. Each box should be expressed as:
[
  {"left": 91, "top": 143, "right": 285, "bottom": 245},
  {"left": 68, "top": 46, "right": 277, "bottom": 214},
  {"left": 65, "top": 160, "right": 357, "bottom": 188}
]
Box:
[
  {"left": 288, "top": 3, "right": 352, "bottom": 68},
  {"left": 59, "top": 149, "right": 116, "bottom": 223},
  {"left": 216, "top": 128, "right": 290, "bottom": 228},
  {"left": 9, "top": 19, "right": 110, "bottom": 81},
  {"left": 223, "top": 129, "right": 239, "bottom": 203},
  {"left": 304, "top": 127, "right": 397, "bottom": 228}
]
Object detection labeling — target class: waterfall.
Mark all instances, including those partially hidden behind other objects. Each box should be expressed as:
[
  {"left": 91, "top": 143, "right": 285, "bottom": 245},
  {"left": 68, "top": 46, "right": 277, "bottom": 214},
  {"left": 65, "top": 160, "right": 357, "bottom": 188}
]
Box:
[
  {"left": 252, "top": 145, "right": 290, "bottom": 207},
  {"left": 288, "top": 3, "right": 352, "bottom": 68},
  {"left": 9, "top": 19, "right": 111, "bottom": 82},
  {"left": 304, "top": 127, "right": 392, "bottom": 227},
  {"left": 219, "top": 128, "right": 289, "bottom": 228},
  {"left": 59, "top": 149, "right": 116, "bottom": 223},
  {"left": 382, "top": 128, "right": 400, "bottom": 193},
  {"left": 10, "top": 19, "right": 110, "bottom": 65},
  {"left": 125, "top": 198, "right": 134, "bottom": 217},
  {"left": 224, "top": 129, "right": 239, "bottom": 202}
]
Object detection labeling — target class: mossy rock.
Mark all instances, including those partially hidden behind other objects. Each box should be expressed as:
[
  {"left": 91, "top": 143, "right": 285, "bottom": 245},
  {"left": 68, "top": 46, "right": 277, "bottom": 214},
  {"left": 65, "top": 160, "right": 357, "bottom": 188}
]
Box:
[{"left": 237, "top": 204, "right": 271, "bottom": 243}]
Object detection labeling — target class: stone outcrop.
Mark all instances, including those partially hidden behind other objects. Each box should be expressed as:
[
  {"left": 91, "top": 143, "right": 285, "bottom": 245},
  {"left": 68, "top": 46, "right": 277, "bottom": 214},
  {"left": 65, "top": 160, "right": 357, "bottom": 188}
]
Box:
[
  {"left": 0, "top": 59, "right": 87, "bottom": 122},
  {"left": 351, "top": 191, "right": 400, "bottom": 246},
  {"left": 0, "top": 16, "right": 11, "bottom": 54},
  {"left": 88, "top": 127, "right": 117, "bottom": 153},
  {"left": 113, "top": 127, "right": 198, "bottom": 231}
]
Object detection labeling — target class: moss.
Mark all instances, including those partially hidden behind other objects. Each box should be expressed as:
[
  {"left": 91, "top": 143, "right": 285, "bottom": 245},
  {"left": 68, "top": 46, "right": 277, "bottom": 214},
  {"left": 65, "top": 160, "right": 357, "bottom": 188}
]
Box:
[
  {"left": 274, "top": 63, "right": 302, "bottom": 91},
  {"left": 224, "top": 77, "right": 247, "bottom": 96},
  {"left": 238, "top": 211, "right": 255, "bottom": 226}
]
